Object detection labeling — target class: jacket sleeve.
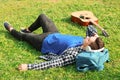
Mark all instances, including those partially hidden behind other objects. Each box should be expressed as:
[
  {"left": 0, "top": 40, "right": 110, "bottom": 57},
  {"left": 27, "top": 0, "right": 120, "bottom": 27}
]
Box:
[{"left": 27, "top": 47, "right": 82, "bottom": 70}]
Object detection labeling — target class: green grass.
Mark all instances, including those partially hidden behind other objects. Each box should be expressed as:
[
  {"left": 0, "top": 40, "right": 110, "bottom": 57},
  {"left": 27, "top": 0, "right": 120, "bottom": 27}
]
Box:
[{"left": 0, "top": 0, "right": 120, "bottom": 80}]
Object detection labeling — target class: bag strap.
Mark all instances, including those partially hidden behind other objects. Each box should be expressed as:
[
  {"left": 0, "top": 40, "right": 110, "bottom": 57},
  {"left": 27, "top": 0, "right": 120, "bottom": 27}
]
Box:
[{"left": 77, "top": 64, "right": 89, "bottom": 72}]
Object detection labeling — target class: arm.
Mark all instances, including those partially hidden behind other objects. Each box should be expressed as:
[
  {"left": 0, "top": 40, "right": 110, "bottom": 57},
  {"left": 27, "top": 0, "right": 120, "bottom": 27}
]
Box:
[
  {"left": 86, "top": 25, "right": 97, "bottom": 37},
  {"left": 18, "top": 47, "right": 82, "bottom": 71},
  {"left": 89, "top": 19, "right": 109, "bottom": 37}
]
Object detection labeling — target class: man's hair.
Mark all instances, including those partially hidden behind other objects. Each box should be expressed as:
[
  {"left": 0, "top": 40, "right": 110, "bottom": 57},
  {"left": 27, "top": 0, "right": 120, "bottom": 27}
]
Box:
[{"left": 89, "top": 37, "right": 104, "bottom": 50}]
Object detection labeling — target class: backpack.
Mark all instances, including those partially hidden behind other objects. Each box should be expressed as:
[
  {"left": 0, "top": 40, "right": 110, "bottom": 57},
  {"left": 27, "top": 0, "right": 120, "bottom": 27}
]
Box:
[{"left": 76, "top": 49, "right": 109, "bottom": 72}]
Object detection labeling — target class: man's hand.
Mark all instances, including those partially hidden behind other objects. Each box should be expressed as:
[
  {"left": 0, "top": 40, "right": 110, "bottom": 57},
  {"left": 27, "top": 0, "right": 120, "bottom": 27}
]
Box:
[{"left": 18, "top": 64, "right": 28, "bottom": 71}]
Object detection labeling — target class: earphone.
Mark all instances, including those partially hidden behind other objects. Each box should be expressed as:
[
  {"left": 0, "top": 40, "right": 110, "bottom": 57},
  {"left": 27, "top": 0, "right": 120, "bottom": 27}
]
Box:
[{"left": 85, "top": 46, "right": 104, "bottom": 52}]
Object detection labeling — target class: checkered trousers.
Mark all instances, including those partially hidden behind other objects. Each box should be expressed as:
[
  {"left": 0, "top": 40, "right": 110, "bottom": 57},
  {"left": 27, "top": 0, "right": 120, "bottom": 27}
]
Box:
[{"left": 28, "top": 46, "right": 82, "bottom": 70}]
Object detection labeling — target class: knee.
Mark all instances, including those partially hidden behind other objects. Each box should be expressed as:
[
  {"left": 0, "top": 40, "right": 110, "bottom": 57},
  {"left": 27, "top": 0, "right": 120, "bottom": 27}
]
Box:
[{"left": 39, "top": 14, "right": 46, "bottom": 19}]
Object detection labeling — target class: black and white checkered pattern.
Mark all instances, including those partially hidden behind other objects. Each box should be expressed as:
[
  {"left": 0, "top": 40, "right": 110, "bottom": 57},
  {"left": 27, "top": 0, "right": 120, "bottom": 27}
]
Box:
[
  {"left": 39, "top": 53, "right": 59, "bottom": 61},
  {"left": 86, "top": 25, "right": 97, "bottom": 37},
  {"left": 28, "top": 46, "right": 82, "bottom": 70}
]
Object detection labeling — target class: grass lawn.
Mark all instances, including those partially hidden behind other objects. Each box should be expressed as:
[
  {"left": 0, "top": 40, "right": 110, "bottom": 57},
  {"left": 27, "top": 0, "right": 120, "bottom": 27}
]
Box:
[{"left": 0, "top": 0, "right": 120, "bottom": 80}]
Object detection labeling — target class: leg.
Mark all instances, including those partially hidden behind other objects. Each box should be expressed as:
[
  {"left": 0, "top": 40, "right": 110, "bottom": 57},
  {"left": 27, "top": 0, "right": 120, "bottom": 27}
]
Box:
[
  {"left": 28, "top": 14, "right": 59, "bottom": 33},
  {"left": 11, "top": 29, "right": 50, "bottom": 50},
  {"left": 4, "top": 21, "right": 52, "bottom": 51}
]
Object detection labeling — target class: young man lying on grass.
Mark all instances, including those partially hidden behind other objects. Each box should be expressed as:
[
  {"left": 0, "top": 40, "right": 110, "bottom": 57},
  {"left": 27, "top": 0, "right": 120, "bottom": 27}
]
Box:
[{"left": 4, "top": 14, "right": 104, "bottom": 71}]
